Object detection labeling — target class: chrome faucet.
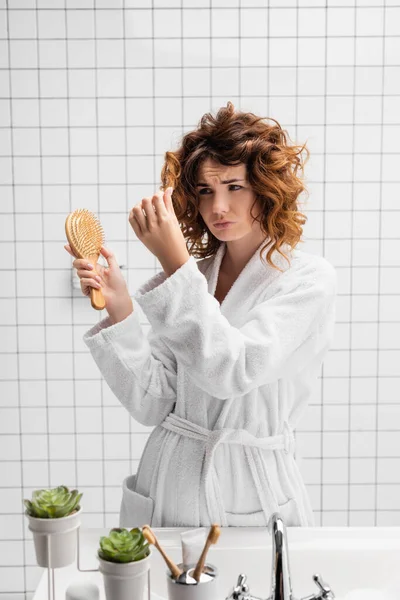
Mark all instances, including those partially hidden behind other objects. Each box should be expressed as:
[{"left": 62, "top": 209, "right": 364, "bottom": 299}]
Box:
[
  {"left": 268, "top": 512, "right": 294, "bottom": 600},
  {"left": 225, "top": 512, "right": 335, "bottom": 600}
]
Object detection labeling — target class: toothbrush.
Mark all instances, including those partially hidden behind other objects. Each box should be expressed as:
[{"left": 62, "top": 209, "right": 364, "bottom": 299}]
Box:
[
  {"left": 142, "top": 524, "right": 183, "bottom": 580},
  {"left": 192, "top": 524, "right": 221, "bottom": 583}
]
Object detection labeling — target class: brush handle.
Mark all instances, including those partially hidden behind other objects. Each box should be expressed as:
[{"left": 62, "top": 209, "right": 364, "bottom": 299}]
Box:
[
  {"left": 87, "top": 258, "right": 106, "bottom": 310},
  {"left": 155, "top": 540, "right": 182, "bottom": 579},
  {"left": 90, "top": 285, "right": 106, "bottom": 310},
  {"left": 192, "top": 540, "right": 210, "bottom": 583}
]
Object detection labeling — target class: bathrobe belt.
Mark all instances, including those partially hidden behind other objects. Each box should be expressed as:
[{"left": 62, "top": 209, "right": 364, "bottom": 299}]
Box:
[{"left": 160, "top": 412, "right": 296, "bottom": 527}]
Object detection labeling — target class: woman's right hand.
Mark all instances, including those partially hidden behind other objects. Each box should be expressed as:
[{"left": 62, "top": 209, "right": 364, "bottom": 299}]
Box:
[{"left": 64, "top": 244, "right": 133, "bottom": 320}]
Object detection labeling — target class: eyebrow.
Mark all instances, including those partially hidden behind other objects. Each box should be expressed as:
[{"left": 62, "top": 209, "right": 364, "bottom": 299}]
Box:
[{"left": 196, "top": 179, "right": 245, "bottom": 187}]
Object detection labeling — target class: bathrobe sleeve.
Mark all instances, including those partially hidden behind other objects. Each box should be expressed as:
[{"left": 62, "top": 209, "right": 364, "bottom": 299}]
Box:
[
  {"left": 133, "top": 255, "right": 337, "bottom": 400},
  {"left": 82, "top": 271, "right": 177, "bottom": 427}
]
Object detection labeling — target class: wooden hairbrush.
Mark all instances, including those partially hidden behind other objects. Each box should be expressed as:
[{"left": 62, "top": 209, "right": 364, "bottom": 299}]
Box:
[{"left": 65, "top": 208, "right": 106, "bottom": 311}]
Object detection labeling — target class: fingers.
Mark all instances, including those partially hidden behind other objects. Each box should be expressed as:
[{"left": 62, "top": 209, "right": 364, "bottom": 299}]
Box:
[{"left": 81, "top": 277, "right": 102, "bottom": 292}]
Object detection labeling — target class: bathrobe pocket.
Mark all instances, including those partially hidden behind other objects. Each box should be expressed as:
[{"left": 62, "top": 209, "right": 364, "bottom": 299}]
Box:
[
  {"left": 225, "top": 497, "right": 299, "bottom": 527},
  {"left": 119, "top": 474, "right": 155, "bottom": 528}
]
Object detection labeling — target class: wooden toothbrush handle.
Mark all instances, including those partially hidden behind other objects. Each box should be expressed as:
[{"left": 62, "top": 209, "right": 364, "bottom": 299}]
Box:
[
  {"left": 192, "top": 541, "right": 210, "bottom": 582},
  {"left": 155, "top": 541, "right": 182, "bottom": 579}
]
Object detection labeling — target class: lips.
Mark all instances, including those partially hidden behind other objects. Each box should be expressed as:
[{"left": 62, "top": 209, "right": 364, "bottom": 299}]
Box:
[{"left": 214, "top": 221, "right": 234, "bottom": 226}]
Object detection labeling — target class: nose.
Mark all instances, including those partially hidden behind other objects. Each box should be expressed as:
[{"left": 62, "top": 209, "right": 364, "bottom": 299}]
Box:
[{"left": 210, "top": 191, "right": 231, "bottom": 215}]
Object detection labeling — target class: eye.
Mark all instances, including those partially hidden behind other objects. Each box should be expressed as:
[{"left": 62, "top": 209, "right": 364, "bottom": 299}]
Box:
[{"left": 198, "top": 185, "right": 242, "bottom": 195}]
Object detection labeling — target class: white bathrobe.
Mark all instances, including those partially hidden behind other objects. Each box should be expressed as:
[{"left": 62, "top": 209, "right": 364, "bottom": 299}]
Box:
[{"left": 83, "top": 235, "right": 337, "bottom": 528}]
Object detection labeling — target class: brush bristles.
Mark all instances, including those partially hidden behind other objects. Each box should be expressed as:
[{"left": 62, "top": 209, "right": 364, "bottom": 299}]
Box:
[{"left": 68, "top": 209, "right": 104, "bottom": 258}]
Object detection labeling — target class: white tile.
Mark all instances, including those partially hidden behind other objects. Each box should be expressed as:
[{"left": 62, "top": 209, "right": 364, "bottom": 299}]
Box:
[
  {"left": 377, "top": 350, "right": 400, "bottom": 379},
  {"left": 379, "top": 323, "right": 400, "bottom": 350},
  {"left": 378, "top": 377, "right": 400, "bottom": 403},
  {"left": 351, "top": 323, "right": 378, "bottom": 350},
  {"left": 326, "top": 66, "right": 354, "bottom": 95},
  {"left": 69, "top": 98, "right": 97, "bottom": 127},
  {"left": 349, "top": 511, "right": 376, "bottom": 526},
  {"left": 104, "top": 484, "right": 123, "bottom": 512},
  {"left": 8, "top": 9, "right": 36, "bottom": 38},
  {"left": 21, "top": 408, "right": 47, "bottom": 434},
  {"left": 38, "top": 9, "right": 66, "bottom": 38},
  {"left": 322, "top": 458, "right": 349, "bottom": 484},
  {"left": 77, "top": 460, "right": 104, "bottom": 487},
  {"left": 154, "top": 8, "right": 182, "bottom": 37},
  {"left": 77, "top": 433, "right": 103, "bottom": 460},
  {"left": 70, "top": 156, "right": 98, "bottom": 185},
  {"left": 49, "top": 460, "right": 77, "bottom": 488},
  {"left": 18, "top": 325, "right": 45, "bottom": 353},
  {"left": 38, "top": 40, "right": 66, "bottom": 69},
  {"left": 378, "top": 431, "right": 400, "bottom": 456},
  {"left": 76, "top": 407, "right": 103, "bottom": 433},
  {"left": 68, "top": 68, "right": 96, "bottom": 97},
  {"left": 322, "top": 484, "right": 348, "bottom": 510},
  {"left": 126, "top": 39, "right": 154, "bottom": 67},
  {"left": 353, "top": 239, "right": 379, "bottom": 266},
  {"left": 295, "top": 431, "right": 321, "bottom": 458},
  {"left": 68, "top": 40, "right": 96, "bottom": 69},
  {"left": 98, "top": 128, "right": 126, "bottom": 155},
  {"left": 66, "top": 9, "right": 94, "bottom": 38},
  {"left": 104, "top": 460, "right": 130, "bottom": 486},
  {"left": 377, "top": 458, "right": 400, "bottom": 483},
  {"left": 0, "top": 413, "right": 20, "bottom": 445},
  {"left": 0, "top": 566, "right": 25, "bottom": 593},
  {"left": 356, "top": 37, "right": 384, "bottom": 66},
  {"left": 297, "top": 97, "right": 325, "bottom": 125},
  {"left": 124, "top": 9, "right": 152, "bottom": 38},
  {"left": 299, "top": 457, "right": 321, "bottom": 485},
  {"left": 327, "top": 7, "right": 354, "bottom": 35},
  {"left": 322, "top": 432, "right": 349, "bottom": 458},
  {"left": 19, "top": 353, "right": 46, "bottom": 380},
  {"left": 0, "top": 489, "right": 23, "bottom": 513},
  {"left": 326, "top": 96, "right": 353, "bottom": 126},
  {"left": 49, "top": 433, "right": 76, "bottom": 460},
  {"left": 377, "top": 484, "right": 400, "bottom": 510},
  {"left": 356, "top": 7, "right": 384, "bottom": 36},
  {"left": 354, "top": 182, "right": 381, "bottom": 210},
  {"left": 0, "top": 381, "right": 19, "bottom": 408},
  {"left": 0, "top": 460, "right": 22, "bottom": 487},
  {"left": 20, "top": 380, "right": 46, "bottom": 407},
  {"left": 351, "top": 432, "right": 376, "bottom": 457},
  {"left": 350, "top": 404, "right": 377, "bottom": 430},
  {"left": 76, "top": 485, "right": 104, "bottom": 512},
  {"left": 97, "top": 39, "right": 124, "bottom": 68},
  {"left": 356, "top": 66, "right": 383, "bottom": 96},
  {"left": 47, "top": 379, "right": 74, "bottom": 406},
  {"left": 22, "top": 460, "right": 49, "bottom": 487},
  {"left": 96, "top": 8, "right": 123, "bottom": 38},
  {"left": 0, "top": 514, "right": 23, "bottom": 540},
  {"left": 104, "top": 433, "right": 130, "bottom": 460},
  {"left": 48, "top": 407, "right": 75, "bottom": 433},
  {"left": 22, "top": 434, "right": 49, "bottom": 461}
]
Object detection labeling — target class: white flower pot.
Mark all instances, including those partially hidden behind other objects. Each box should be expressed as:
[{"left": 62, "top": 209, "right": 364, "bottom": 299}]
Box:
[
  {"left": 25, "top": 507, "right": 82, "bottom": 568},
  {"left": 98, "top": 549, "right": 152, "bottom": 600}
]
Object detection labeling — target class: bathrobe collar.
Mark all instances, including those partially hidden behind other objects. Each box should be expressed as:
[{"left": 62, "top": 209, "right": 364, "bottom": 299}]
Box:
[{"left": 205, "top": 234, "right": 293, "bottom": 316}]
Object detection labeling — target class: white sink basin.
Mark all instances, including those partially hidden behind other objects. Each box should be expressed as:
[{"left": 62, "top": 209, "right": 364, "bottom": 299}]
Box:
[{"left": 33, "top": 526, "right": 400, "bottom": 600}]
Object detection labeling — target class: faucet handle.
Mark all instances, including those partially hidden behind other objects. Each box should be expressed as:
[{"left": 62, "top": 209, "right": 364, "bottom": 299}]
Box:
[
  {"left": 313, "top": 574, "right": 334, "bottom": 598},
  {"left": 225, "top": 573, "right": 264, "bottom": 600},
  {"left": 300, "top": 574, "right": 335, "bottom": 600}
]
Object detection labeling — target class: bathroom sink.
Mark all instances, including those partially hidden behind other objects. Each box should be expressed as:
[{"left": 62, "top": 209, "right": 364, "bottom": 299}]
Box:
[{"left": 33, "top": 526, "right": 400, "bottom": 599}]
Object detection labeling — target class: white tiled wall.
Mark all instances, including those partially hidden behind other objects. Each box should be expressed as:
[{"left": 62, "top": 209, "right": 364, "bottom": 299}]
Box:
[{"left": 1, "top": 0, "right": 400, "bottom": 598}]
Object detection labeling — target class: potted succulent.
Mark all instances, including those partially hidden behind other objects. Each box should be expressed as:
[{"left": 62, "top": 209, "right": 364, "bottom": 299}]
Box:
[
  {"left": 97, "top": 527, "right": 152, "bottom": 600},
  {"left": 24, "top": 485, "right": 83, "bottom": 568}
]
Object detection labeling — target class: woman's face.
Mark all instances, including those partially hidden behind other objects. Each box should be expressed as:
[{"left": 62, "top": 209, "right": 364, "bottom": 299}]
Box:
[{"left": 196, "top": 159, "right": 263, "bottom": 240}]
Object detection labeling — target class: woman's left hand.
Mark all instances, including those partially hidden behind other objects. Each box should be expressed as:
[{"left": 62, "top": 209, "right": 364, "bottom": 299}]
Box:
[{"left": 128, "top": 187, "right": 190, "bottom": 274}]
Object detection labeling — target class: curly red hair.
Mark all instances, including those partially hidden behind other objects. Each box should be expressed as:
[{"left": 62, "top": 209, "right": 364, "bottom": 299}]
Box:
[{"left": 160, "top": 101, "right": 310, "bottom": 272}]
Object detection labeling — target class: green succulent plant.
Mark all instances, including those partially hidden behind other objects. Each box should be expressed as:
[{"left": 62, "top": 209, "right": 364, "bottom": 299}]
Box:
[
  {"left": 98, "top": 528, "right": 150, "bottom": 564},
  {"left": 24, "top": 485, "right": 82, "bottom": 519}
]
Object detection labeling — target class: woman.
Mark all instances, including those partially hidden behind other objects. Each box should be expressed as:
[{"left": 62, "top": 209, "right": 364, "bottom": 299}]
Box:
[{"left": 65, "top": 102, "right": 337, "bottom": 527}]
